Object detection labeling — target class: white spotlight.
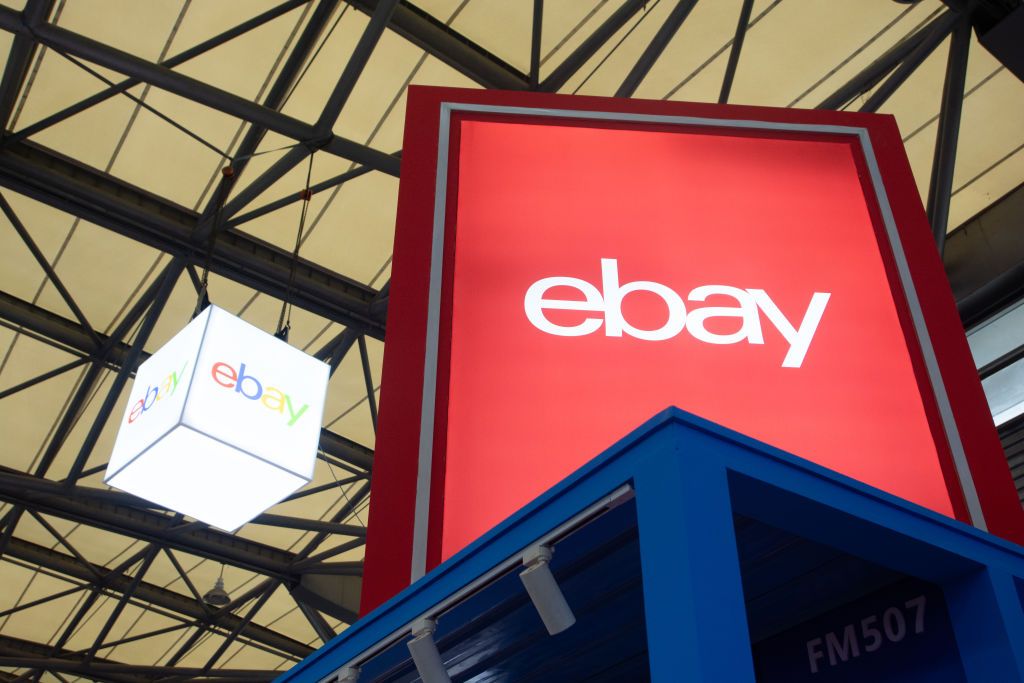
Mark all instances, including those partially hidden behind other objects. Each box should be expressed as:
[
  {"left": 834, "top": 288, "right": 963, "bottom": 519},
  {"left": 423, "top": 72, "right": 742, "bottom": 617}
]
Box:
[
  {"left": 406, "top": 618, "right": 451, "bottom": 683},
  {"left": 336, "top": 667, "right": 359, "bottom": 683},
  {"left": 519, "top": 545, "right": 576, "bottom": 635}
]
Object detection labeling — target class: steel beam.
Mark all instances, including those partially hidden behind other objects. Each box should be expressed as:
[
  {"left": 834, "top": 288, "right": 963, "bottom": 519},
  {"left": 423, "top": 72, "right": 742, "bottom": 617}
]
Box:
[
  {"left": 0, "top": 538, "right": 313, "bottom": 659},
  {"left": 542, "top": 0, "right": 647, "bottom": 92},
  {"left": 206, "top": 0, "right": 398, "bottom": 234},
  {"left": 718, "top": 0, "right": 754, "bottom": 103},
  {"left": 0, "top": 0, "right": 53, "bottom": 129},
  {"left": 530, "top": 0, "right": 543, "bottom": 89},
  {"left": 0, "top": 289, "right": 374, "bottom": 472},
  {"left": 0, "top": 358, "right": 89, "bottom": 401},
  {"left": 0, "top": 634, "right": 142, "bottom": 683},
  {"left": 616, "top": 0, "right": 699, "bottom": 98},
  {"left": 347, "top": 0, "right": 529, "bottom": 90},
  {"left": 0, "top": 470, "right": 357, "bottom": 579},
  {"left": 0, "top": 138, "right": 386, "bottom": 338},
  {"left": 9, "top": 0, "right": 309, "bottom": 142},
  {"left": 226, "top": 157, "right": 386, "bottom": 229},
  {"left": 316, "top": 0, "right": 399, "bottom": 135},
  {"left": 201, "top": 581, "right": 280, "bottom": 674},
  {"left": 64, "top": 258, "right": 184, "bottom": 484},
  {"left": 0, "top": 192, "right": 99, "bottom": 346},
  {"left": 859, "top": 10, "right": 959, "bottom": 113},
  {"left": 0, "top": 657, "right": 278, "bottom": 683},
  {"left": 212, "top": 0, "right": 341, "bottom": 197},
  {"left": 292, "top": 594, "right": 337, "bottom": 643},
  {"left": 817, "top": 10, "right": 954, "bottom": 110},
  {"left": 357, "top": 335, "right": 379, "bottom": 432},
  {"left": 928, "top": 13, "right": 972, "bottom": 253},
  {"left": 0, "top": 5, "right": 400, "bottom": 176}
]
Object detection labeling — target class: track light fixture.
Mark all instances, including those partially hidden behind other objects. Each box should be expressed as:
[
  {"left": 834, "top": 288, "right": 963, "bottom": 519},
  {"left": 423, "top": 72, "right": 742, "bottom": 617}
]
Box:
[
  {"left": 406, "top": 618, "right": 451, "bottom": 683},
  {"left": 519, "top": 545, "right": 576, "bottom": 635}
]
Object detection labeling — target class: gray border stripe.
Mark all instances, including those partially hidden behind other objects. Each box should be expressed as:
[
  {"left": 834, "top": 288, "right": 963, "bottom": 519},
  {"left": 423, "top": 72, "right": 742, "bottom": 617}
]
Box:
[
  {"left": 857, "top": 131, "right": 986, "bottom": 529},
  {"left": 411, "top": 103, "right": 454, "bottom": 582},
  {"left": 413, "top": 103, "right": 983, "bottom": 579}
]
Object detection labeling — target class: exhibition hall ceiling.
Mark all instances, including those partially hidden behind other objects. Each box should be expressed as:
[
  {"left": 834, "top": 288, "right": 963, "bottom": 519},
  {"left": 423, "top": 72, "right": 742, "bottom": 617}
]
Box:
[{"left": 0, "top": 0, "right": 1020, "bottom": 680}]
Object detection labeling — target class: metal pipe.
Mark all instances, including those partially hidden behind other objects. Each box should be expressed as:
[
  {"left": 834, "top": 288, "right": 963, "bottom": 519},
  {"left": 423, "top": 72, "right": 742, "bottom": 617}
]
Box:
[
  {"left": 718, "top": 0, "right": 754, "bottom": 103},
  {"left": 616, "top": 0, "right": 700, "bottom": 98},
  {"left": 928, "top": 13, "right": 971, "bottom": 254}
]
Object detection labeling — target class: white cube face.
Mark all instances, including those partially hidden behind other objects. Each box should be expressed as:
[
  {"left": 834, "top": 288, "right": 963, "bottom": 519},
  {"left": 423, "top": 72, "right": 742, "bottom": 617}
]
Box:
[
  {"left": 106, "top": 425, "right": 307, "bottom": 531},
  {"left": 183, "top": 306, "right": 328, "bottom": 479},
  {"left": 107, "top": 307, "right": 207, "bottom": 478},
  {"left": 106, "top": 306, "right": 329, "bottom": 530}
]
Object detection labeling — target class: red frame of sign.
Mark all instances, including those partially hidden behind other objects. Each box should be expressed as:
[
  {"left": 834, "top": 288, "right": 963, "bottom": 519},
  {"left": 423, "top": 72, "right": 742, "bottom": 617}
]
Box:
[{"left": 360, "top": 86, "right": 1022, "bottom": 614}]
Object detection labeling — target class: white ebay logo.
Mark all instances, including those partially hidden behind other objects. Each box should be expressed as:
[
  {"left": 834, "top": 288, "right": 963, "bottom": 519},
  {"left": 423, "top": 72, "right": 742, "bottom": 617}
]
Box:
[{"left": 524, "top": 259, "right": 830, "bottom": 368}]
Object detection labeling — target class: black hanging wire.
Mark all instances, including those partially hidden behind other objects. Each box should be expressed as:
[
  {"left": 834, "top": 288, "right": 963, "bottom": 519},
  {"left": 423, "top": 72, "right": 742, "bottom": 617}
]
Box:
[
  {"left": 276, "top": 152, "right": 315, "bottom": 341},
  {"left": 193, "top": 165, "right": 235, "bottom": 319}
]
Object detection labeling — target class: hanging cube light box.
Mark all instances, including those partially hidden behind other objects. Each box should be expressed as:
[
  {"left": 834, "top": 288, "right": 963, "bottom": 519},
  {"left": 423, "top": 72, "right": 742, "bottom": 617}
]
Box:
[{"left": 105, "top": 305, "right": 329, "bottom": 531}]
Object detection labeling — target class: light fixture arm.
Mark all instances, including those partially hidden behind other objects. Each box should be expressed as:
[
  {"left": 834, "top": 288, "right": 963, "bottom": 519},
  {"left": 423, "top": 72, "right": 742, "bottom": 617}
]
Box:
[
  {"left": 519, "top": 544, "right": 576, "bottom": 635},
  {"left": 406, "top": 617, "right": 451, "bottom": 683}
]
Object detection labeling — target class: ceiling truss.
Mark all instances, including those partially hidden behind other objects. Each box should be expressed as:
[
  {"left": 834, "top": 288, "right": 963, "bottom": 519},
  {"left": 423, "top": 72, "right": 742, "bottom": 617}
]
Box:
[{"left": 0, "top": 0, "right": 1016, "bottom": 680}]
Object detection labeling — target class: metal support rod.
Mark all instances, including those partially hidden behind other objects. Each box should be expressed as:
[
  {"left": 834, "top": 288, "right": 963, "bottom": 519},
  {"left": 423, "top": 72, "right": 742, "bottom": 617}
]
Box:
[
  {"left": 50, "top": 545, "right": 153, "bottom": 653},
  {"left": 347, "top": 0, "right": 528, "bottom": 89},
  {"left": 0, "top": 357, "right": 106, "bottom": 558},
  {"left": 0, "top": 0, "right": 53, "bottom": 128},
  {"left": 165, "top": 576, "right": 287, "bottom": 667},
  {"left": 817, "top": 10, "right": 952, "bottom": 110},
  {"left": 0, "top": 584, "right": 87, "bottom": 620},
  {"left": 4, "top": 536, "right": 311, "bottom": 659},
  {"left": 927, "top": 13, "right": 971, "bottom": 254},
  {"left": 226, "top": 160, "right": 381, "bottom": 229},
  {"left": 201, "top": 581, "right": 281, "bottom": 673},
  {"left": 26, "top": 509, "right": 103, "bottom": 581},
  {"left": 294, "top": 481, "right": 371, "bottom": 561},
  {"left": 0, "top": 193, "right": 99, "bottom": 346},
  {"left": 250, "top": 513, "right": 367, "bottom": 536},
  {"left": 292, "top": 595, "right": 337, "bottom": 643},
  {"left": 530, "top": 0, "right": 543, "bottom": 89},
  {"left": 9, "top": 0, "right": 308, "bottom": 142},
  {"left": 0, "top": 357, "right": 89, "bottom": 401},
  {"left": 162, "top": 547, "right": 213, "bottom": 612},
  {"left": 616, "top": 0, "right": 699, "bottom": 98},
  {"left": 288, "top": 538, "right": 365, "bottom": 571},
  {"left": 207, "top": 0, "right": 398, "bottom": 232},
  {"left": 541, "top": 0, "right": 647, "bottom": 92},
  {"left": 859, "top": 11, "right": 958, "bottom": 113},
  {"left": 0, "top": 657, "right": 281, "bottom": 681},
  {"left": 193, "top": 0, "right": 340, "bottom": 242},
  {"left": 282, "top": 475, "right": 365, "bottom": 504},
  {"left": 216, "top": 144, "right": 311, "bottom": 225},
  {"left": 72, "top": 621, "right": 190, "bottom": 656},
  {"left": 357, "top": 335, "right": 378, "bottom": 432},
  {"left": 84, "top": 545, "right": 160, "bottom": 663},
  {"left": 718, "top": 0, "right": 754, "bottom": 103},
  {"left": 0, "top": 5, "right": 400, "bottom": 176},
  {"left": 315, "top": 0, "right": 398, "bottom": 136},
  {"left": 207, "top": 0, "right": 340, "bottom": 198},
  {"left": 318, "top": 327, "right": 363, "bottom": 386},
  {"left": 63, "top": 257, "right": 185, "bottom": 485},
  {"left": 0, "top": 139, "right": 387, "bottom": 336}
]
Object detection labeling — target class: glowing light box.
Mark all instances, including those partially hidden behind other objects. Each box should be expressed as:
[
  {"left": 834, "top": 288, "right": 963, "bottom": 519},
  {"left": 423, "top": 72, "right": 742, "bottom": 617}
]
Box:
[{"left": 106, "top": 305, "right": 329, "bottom": 531}]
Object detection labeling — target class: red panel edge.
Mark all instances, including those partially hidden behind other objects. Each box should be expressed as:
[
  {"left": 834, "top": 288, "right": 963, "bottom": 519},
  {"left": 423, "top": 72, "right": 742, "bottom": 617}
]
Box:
[
  {"left": 359, "top": 86, "right": 443, "bottom": 614},
  {"left": 864, "top": 114, "right": 1024, "bottom": 545},
  {"left": 361, "top": 86, "right": 1024, "bottom": 614}
]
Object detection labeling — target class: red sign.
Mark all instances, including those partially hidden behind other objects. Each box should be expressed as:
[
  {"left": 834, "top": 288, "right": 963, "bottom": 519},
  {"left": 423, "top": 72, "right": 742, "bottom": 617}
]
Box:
[{"left": 362, "top": 87, "right": 1023, "bottom": 613}]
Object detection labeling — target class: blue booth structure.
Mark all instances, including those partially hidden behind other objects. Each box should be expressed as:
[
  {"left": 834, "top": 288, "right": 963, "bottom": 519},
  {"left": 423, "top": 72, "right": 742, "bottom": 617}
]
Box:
[{"left": 278, "top": 409, "right": 1024, "bottom": 682}]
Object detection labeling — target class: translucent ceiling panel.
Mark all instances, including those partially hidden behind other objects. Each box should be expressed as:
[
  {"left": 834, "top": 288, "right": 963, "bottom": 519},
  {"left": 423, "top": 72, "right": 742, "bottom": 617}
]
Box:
[{"left": 968, "top": 299, "right": 1024, "bottom": 426}]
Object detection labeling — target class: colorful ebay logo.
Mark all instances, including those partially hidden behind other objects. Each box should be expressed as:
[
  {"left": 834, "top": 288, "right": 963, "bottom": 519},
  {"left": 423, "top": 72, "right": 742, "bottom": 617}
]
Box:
[
  {"left": 106, "top": 305, "right": 329, "bottom": 532},
  {"left": 126, "top": 360, "right": 310, "bottom": 427}
]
